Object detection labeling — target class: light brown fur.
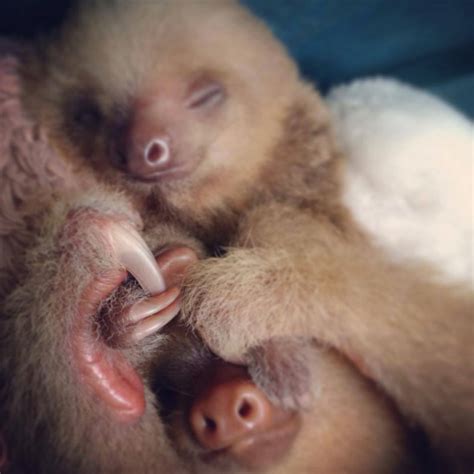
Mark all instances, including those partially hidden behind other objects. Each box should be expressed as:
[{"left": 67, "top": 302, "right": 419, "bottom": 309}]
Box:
[
  {"left": 17, "top": 0, "right": 473, "bottom": 471},
  {"left": 0, "top": 26, "right": 420, "bottom": 473},
  {"left": 0, "top": 188, "right": 421, "bottom": 473}
]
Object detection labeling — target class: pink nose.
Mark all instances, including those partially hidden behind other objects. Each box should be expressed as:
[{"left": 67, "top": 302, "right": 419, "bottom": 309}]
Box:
[
  {"left": 126, "top": 135, "right": 172, "bottom": 179},
  {"left": 190, "top": 374, "right": 275, "bottom": 450},
  {"left": 144, "top": 138, "right": 170, "bottom": 165},
  {"left": 189, "top": 364, "right": 300, "bottom": 470}
]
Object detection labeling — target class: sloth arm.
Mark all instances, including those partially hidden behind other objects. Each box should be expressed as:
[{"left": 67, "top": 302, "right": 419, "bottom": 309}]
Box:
[{"left": 182, "top": 202, "right": 473, "bottom": 460}]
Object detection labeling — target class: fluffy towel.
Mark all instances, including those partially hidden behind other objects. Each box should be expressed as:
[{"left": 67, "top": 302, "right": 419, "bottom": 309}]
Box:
[{"left": 328, "top": 78, "right": 473, "bottom": 287}]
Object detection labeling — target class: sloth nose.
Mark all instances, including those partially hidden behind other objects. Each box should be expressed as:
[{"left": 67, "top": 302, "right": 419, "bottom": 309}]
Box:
[
  {"left": 190, "top": 375, "right": 274, "bottom": 450},
  {"left": 144, "top": 138, "right": 170, "bottom": 166},
  {"left": 126, "top": 133, "right": 173, "bottom": 179}
]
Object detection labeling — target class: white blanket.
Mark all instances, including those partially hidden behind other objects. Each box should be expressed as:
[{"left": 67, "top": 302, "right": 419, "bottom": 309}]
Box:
[{"left": 328, "top": 78, "right": 473, "bottom": 288}]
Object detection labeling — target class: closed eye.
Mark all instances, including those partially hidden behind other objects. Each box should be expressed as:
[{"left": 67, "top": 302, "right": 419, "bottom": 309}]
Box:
[{"left": 186, "top": 80, "right": 226, "bottom": 110}]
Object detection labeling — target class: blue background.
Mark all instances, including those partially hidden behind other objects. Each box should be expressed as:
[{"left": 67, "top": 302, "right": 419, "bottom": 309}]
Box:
[{"left": 1, "top": 0, "right": 473, "bottom": 116}]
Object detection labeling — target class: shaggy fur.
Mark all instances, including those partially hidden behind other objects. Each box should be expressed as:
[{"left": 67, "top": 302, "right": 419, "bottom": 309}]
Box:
[
  {"left": 0, "top": 48, "right": 74, "bottom": 296},
  {"left": 0, "top": 33, "right": 419, "bottom": 474},
  {"left": 1, "top": 193, "right": 182, "bottom": 473},
  {"left": 17, "top": 0, "right": 473, "bottom": 470}
]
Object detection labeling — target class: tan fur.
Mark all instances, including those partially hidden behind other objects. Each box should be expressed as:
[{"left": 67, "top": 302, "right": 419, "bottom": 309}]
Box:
[
  {"left": 0, "top": 188, "right": 421, "bottom": 473},
  {"left": 18, "top": 0, "right": 473, "bottom": 471},
  {"left": 271, "top": 348, "right": 420, "bottom": 474},
  {"left": 0, "top": 191, "right": 182, "bottom": 473}
]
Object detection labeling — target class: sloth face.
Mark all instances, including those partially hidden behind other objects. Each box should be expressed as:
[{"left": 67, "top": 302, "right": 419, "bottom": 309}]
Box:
[{"left": 24, "top": 0, "right": 299, "bottom": 216}]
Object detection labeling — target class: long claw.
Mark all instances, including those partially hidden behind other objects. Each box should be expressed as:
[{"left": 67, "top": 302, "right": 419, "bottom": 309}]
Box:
[
  {"left": 126, "top": 288, "right": 180, "bottom": 323},
  {"left": 106, "top": 220, "right": 166, "bottom": 294},
  {"left": 129, "top": 298, "right": 181, "bottom": 343}
]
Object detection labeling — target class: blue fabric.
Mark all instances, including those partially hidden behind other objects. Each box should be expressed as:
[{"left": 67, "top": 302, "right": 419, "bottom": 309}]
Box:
[
  {"left": 1, "top": 0, "right": 473, "bottom": 115},
  {"left": 242, "top": 0, "right": 474, "bottom": 117}
]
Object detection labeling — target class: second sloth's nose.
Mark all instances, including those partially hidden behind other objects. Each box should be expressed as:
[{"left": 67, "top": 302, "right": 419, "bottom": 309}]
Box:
[{"left": 190, "top": 376, "right": 273, "bottom": 450}]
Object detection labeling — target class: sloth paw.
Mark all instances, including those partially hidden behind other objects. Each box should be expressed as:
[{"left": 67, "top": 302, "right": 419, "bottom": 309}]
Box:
[
  {"left": 60, "top": 204, "right": 197, "bottom": 347},
  {"left": 246, "top": 337, "right": 317, "bottom": 411}
]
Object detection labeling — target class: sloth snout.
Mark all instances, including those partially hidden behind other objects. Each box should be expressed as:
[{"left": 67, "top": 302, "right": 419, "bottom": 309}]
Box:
[
  {"left": 144, "top": 138, "right": 170, "bottom": 166},
  {"left": 126, "top": 131, "right": 174, "bottom": 180}
]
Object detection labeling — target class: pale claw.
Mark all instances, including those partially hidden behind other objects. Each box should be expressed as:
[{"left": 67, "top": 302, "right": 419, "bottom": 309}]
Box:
[
  {"left": 130, "top": 301, "right": 181, "bottom": 342},
  {"left": 106, "top": 220, "right": 166, "bottom": 295},
  {"left": 118, "top": 287, "right": 181, "bottom": 345},
  {"left": 104, "top": 224, "right": 198, "bottom": 344},
  {"left": 126, "top": 287, "right": 180, "bottom": 323}
]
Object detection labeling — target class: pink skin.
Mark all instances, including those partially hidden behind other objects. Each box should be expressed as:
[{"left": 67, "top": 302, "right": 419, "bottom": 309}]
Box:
[
  {"left": 73, "top": 268, "right": 145, "bottom": 424},
  {"left": 65, "top": 211, "right": 199, "bottom": 424}
]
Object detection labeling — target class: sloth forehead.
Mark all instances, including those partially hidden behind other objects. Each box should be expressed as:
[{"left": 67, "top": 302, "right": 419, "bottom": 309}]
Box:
[{"left": 53, "top": 0, "right": 294, "bottom": 99}]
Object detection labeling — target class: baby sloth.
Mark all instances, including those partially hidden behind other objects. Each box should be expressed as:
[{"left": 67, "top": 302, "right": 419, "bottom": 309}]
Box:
[
  {"left": 0, "top": 39, "right": 423, "bottom": 473},
  {"left": 0, "top": 189, "right": 422, "bottom": 474},
  {"left": 21, "top": 0, "right": 473, "bottom": 470}
]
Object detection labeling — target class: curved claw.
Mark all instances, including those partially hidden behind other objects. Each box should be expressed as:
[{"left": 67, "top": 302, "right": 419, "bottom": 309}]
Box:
[
  {"left": 119, "top": 288, "right": 182, "bottom": 345},
  {"left": 106, "top": 220, "right": 166, "bottom": 294},
  {"left": 103, "top": 223, "right": 199, "bottom": 344},
  {"left": 129, "top": 297, "right": 181, "bottom": 343},
  {"left": 126, "top": 287, "right": 180, "bottom": 323},
  {"left": 119, "top": 245, "right": 198, "bottom": 344}
]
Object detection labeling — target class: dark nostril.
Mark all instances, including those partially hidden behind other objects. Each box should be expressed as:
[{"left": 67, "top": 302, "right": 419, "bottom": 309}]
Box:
[
  {"left": 190, "top": 379, "right": 274, "bottom": 451},
  {"left": 144, "top": 138, "right": 170, "bottom": 166},
  {"left": 204, "top": 416, "right": 217, "bottom": 434},
  {"left": 238, "top": 398, "right": 253, "bottom": 419},
  {"left": 189, "top": 369, "right": 300, "bottom": 469}
]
